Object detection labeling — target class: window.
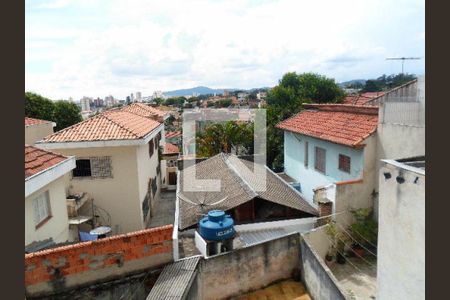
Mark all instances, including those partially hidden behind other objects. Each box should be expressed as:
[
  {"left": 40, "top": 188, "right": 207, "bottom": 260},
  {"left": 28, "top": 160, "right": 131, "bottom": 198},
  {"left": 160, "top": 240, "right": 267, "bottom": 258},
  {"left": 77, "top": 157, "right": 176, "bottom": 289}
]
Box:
[
  {"left": 149, "top": 139, "right": 154, "bottom": 157},
  {"left": 304, "top": 141, "right": 309, "bottom": 168},
  {"left": 315, "top": 147, "right": 326, "bottom": 174},
  {"left": 73, "top": 159, "right": 91, "bottom": 177},
  {"left": 73, "top": 157, "right": 112, "bottom": 178},
  {"left": 339, "top": 154, "right": 351, "bottom": 173},
  {"left": 33, "top": 191, "right": 51, "bottom": 227}
]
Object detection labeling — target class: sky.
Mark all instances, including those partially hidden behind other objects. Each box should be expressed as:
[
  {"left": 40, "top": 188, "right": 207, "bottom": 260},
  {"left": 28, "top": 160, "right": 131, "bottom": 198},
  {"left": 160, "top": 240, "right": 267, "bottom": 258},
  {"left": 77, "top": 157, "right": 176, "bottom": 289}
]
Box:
[{"left": 25, "top": 0, "right": 425, "bottom": 100}]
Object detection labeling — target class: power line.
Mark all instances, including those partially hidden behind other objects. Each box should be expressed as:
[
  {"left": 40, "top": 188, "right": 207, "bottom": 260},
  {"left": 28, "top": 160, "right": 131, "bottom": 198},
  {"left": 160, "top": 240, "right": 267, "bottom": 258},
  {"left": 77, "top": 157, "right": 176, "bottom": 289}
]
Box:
[{"left": 334, "top": 213, "right": 378, "bottom": 249}]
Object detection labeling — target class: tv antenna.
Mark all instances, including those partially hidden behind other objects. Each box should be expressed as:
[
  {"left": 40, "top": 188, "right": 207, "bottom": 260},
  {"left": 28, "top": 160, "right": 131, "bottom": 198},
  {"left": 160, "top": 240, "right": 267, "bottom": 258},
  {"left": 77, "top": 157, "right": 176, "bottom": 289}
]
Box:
[{"left": 386, "top": 57, "right": 421, "bottom": 74}]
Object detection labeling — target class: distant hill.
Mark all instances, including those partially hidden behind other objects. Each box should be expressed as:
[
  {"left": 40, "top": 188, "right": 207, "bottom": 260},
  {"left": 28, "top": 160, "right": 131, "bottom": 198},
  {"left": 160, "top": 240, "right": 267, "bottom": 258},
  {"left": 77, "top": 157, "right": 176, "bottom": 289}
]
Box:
[
  {"left": 163, "top": 86, "right": 235, "bottom": 97},
  {"left": 339, "top": 79, "right": 366, "bottom": 88}
]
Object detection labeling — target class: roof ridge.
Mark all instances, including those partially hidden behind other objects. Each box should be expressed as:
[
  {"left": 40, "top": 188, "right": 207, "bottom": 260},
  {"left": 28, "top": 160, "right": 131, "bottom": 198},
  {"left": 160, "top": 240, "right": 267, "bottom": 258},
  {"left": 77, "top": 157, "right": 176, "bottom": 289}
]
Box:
[
  {"left": 100, "top": 111, "right": 142, "bottom": 139},
  {"left": 222, "top": 153, "right": 258, "bottom": 198},
  {"left": 41, "top": 113, "right": 105, "bottom": 141}
]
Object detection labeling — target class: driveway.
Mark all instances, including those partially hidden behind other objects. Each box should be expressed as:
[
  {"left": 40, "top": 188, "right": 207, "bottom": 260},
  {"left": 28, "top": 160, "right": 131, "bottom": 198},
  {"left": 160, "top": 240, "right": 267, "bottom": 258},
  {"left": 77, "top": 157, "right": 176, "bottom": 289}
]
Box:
[{"left": 147, "top": 190, "right": 176, "bottom": 228}]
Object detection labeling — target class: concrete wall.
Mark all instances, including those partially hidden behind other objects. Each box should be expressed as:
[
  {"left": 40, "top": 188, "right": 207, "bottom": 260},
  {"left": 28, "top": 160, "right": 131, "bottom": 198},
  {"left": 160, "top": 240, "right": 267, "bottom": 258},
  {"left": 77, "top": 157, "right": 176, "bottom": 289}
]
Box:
[
  {"left": 377, "top": 161, "right": 425, "bottom": 300},
  {"left": 25, "top": 175, "right": 71, "bottom": 245},
  {"left": 300, "top": 235, "right": 348, "bottom": 300},
  {"left": 194, "top": 233, "right": 301, "bottom": 299},
  {"left": 25, "top": 225, "right": 173, "bottom": 298},
  {"left": 55, "top": 146, "right": 143, "bottom": 234},
  {"left": 284, "top": 131, "right": 365, "bottom": 203},
  {"left": 25, "top": 123, "right": 54, "bottom": 145}
]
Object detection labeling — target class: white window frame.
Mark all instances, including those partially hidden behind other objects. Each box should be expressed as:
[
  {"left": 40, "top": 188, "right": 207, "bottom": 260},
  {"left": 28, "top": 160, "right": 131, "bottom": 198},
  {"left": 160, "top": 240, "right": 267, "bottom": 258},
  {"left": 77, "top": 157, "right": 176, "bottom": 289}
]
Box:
[{"left": 33, "top": 191, "right": 51, "bottom": 227}]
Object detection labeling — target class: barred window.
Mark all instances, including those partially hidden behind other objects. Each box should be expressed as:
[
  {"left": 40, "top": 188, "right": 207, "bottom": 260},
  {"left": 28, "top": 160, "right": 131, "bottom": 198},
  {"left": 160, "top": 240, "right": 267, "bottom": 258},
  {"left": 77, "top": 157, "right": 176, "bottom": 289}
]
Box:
[
  {"left": 304, "top": 141, "right": 309, "bottom": 168},
  {"left": 315, "top": 147, "right": 326, "bottom": 174},
  {"left": 73, "top": 157, "right": 112, "bottom": 178},
  {"left": 91, "top": 157, "right": 113, "bottom": 178},
  {"left": 338, "top": 154, "right": 351, "bottom": 173}
]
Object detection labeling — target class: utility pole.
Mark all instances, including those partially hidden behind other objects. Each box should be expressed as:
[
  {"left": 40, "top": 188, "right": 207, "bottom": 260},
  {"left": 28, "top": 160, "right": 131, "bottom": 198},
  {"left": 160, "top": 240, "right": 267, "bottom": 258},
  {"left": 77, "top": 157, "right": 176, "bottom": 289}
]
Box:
[{"left": 386, "top": 57, "right": 421, "bottom": 74}]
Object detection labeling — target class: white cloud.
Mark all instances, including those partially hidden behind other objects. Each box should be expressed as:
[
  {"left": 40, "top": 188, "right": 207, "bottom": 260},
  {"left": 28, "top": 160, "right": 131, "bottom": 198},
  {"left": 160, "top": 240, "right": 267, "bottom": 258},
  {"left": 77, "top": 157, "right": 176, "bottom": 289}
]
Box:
[{"left": 25, "top": 0, "right": 425, "bottom": 99}]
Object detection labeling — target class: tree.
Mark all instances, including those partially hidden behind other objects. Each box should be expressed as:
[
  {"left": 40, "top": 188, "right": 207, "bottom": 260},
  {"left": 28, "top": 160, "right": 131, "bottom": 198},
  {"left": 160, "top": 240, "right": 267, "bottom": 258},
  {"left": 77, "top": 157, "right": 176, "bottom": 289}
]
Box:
[
  {"left": 196, "top": 121, "right": 254, "bottom": 157},
  {"left": 53, "top": 100, "right": 82, "bottom": 131},
  {"left": 362, "top": 80, "right": 383, "bottom": 92},
  {"left": 266, "top": 72, "right": 344, "bottom": 170},
  {"left": 25, "top": 92, "right": 55, "bottom": 121}
]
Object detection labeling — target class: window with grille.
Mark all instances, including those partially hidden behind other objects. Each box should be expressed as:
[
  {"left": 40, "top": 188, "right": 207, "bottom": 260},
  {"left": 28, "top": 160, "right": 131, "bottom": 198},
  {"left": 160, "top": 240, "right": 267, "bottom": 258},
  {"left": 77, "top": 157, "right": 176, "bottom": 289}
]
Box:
[
  {"left": 33, "top": 191, "right": 51, "bottom": 227},
  {"left": 73, "top": 157, "right": 112, "bottom": 178},
  {"left": 73, "top": 159, "right": 92, "bottom": 177},
  {"left": 304, "top": 141, "right": 309, "bottom": 168},
  {"left": 149, "top": 139, "right": 154, "bottom": 157},
  {"left": 315, "top": 147, "right": 326, "bottom": 174},
  {"left": 338, "top": 154, "right": 351, "bottom": 173}
]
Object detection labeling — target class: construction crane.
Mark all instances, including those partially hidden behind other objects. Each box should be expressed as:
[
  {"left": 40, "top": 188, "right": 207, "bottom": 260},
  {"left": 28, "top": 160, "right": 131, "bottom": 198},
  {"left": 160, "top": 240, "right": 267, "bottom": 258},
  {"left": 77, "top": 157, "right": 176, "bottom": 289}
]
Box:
[{"left": 386, "top": 57, "right": 421, "bottom": 74}]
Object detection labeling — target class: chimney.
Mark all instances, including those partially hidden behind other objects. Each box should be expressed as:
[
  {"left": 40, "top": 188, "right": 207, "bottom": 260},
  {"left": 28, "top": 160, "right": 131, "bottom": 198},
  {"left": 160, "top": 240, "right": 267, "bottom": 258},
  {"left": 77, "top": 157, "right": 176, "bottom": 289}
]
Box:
[{"left": 317, "top": 199, "right": 333, "bottom": 227}]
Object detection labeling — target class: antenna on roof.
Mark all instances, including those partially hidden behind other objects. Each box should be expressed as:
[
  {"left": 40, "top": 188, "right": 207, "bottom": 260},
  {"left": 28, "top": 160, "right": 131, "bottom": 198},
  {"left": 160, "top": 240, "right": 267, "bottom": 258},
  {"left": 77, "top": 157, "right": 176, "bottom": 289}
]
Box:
[
  {"left": 178, "top": 192, "right": 228, "bottom": 213},
  {"left": 386, "top": 57, "right": 421, "bottom": 74}
]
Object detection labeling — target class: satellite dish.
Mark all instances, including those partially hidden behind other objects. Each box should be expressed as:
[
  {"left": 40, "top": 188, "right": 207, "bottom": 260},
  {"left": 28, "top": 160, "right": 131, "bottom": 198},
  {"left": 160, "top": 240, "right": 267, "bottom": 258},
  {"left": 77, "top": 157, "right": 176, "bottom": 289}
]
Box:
[{"left": 178, "top": 192, "right": 228, "bottom": 213}]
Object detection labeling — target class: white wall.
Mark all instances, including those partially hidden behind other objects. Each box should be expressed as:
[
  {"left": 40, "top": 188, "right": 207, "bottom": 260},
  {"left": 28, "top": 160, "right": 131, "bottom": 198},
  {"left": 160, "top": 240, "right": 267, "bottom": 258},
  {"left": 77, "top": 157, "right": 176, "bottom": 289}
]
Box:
[
  {"left": 284, "top": 131, "right": 365, "bottom": 203},
  {"left": 25, "top": 175, "right": 71, "bottom": 245},
  {"left": 55, "top": 146, "right": 142, "bottom": 234},
  {"left": 377, "top": 161, "right": 425, "bottom": 300},
  {"left": 135, "top": 140, "right": 161, "bottom": 225},
  {"left": 25, "top": 123, "right": 54, "bottom": 145}
]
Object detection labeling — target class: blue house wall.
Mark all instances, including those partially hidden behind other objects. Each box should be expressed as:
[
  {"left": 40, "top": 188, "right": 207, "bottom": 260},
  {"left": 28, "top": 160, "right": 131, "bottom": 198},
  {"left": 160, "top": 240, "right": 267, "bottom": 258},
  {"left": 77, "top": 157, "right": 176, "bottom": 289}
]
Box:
[{"left": 284, "top": 131, "right": 365, "bottom": 203}]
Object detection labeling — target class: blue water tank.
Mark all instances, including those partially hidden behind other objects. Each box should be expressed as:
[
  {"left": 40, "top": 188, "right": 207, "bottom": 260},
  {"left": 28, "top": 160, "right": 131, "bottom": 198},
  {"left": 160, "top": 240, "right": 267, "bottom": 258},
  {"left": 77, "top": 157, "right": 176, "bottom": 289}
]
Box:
[{"left": 198, "top": 210, "right": 235, "bottom": 241}]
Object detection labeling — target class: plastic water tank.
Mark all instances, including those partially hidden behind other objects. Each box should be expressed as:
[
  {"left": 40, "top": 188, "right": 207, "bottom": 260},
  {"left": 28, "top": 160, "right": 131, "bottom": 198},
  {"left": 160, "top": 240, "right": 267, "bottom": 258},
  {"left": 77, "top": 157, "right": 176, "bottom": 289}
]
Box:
[{"left": 198, "top": 210, "right": 235, "bottom": 241}]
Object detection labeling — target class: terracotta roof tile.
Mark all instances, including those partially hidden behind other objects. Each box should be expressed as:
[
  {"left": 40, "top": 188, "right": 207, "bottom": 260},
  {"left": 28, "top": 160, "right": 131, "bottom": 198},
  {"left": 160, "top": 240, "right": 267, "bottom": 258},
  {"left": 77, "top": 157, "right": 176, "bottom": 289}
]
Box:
[
  {"left": 25, "top": 145, "right": 69, "bottom": 179},
  {"left": 25, "top": 117, "right": 51, "bottom": 126},
  {"left": 276, "top": 104, "right": 378, "bottom": 147},
  {"left": 120, "top": 103, "right": 167, "bottom": 119},
  {"left": 40, "top": 109, "right": 161, "bottom": 143},
  {"left": 163, "top": 142, "right": 180, "bottom": 155},
  {"left": 165, "top": 131, "right": 181, "bottom": 139}
]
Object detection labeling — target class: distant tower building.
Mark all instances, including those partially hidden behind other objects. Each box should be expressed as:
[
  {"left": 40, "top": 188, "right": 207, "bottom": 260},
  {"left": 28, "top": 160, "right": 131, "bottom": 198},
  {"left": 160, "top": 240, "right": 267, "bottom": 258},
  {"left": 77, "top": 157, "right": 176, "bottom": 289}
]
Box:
[
  {"left": 80, "top": 97, "right": 91, "bottom": 112},
  {"left": 223, "top": 90, "right": 229, "bottom": 97},
  {"left": 130, "top": 93, "right": 134, "bottom": 102},
  {"left": 152, "top": 90, "right": 163, "bottom": 99},
  {"left": 105, "top": 95, "right": 116, "bottom": 107},
  {"left": 136, "top": 92, "right": 142, "bottom": 102}
]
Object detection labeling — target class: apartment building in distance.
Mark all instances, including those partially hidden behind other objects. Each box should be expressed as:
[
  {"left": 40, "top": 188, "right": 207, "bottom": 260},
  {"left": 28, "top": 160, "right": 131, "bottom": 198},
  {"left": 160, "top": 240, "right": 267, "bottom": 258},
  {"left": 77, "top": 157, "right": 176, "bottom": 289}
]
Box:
[{"left": 37, "top": 103, "right": 168, "bottom": 234}]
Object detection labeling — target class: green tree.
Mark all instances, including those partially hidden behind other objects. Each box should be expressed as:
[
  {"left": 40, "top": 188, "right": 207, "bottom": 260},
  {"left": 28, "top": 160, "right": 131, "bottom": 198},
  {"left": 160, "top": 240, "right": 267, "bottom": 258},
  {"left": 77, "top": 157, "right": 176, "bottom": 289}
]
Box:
[
  {"left": 266, "top": 72, "right": 344, "bottom": 170},
  {"left": 53, "top": 100, "right": 82, "bottom": 131},
  {"left": 196, "top": 121, "right": 254, "bottom": 157},
  {"left": 362, "top": 80, "right": 383, "bottom": 92},
  {"left": 25, "top": 92, "right": 55, "bottom": 121}
]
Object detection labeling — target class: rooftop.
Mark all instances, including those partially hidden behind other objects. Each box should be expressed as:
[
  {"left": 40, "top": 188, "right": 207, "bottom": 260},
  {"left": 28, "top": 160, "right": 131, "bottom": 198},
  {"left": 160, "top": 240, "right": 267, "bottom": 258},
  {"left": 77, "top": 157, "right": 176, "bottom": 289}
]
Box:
[
  {"left": 25, "top": 117, "right": 52, "bottom": 127},
  {"left": 178, "top": 153, "right": 317, "bottom": 229},
  {"left": 39, "top": 108, "right": 161, "bottom": 144},
  {"left": 163, "top": 142, "right": 180, "bottom": 155},
  {"left": 121, "top": 102, "right": 167, "bottom": 119},
  {"left": 276, "top": 103, "right": 379, "bottom": 147},
  {"left": 165, "top": 131, "right": 182, "bottom": 139},
  {"left": 25, "top": 145, "right": 69, "bottom": 179}
]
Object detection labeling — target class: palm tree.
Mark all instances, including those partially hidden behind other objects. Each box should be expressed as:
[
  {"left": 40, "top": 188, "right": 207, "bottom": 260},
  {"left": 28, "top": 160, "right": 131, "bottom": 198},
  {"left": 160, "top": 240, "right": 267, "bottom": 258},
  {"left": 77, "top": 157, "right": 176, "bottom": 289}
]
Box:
[{"left": 196, "top": 121, "right": 254, "bottom": 157}]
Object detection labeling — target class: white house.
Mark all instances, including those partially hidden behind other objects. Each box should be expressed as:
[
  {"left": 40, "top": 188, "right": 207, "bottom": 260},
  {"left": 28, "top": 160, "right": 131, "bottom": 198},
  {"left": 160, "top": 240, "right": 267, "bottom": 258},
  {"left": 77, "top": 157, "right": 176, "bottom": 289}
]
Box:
[
  {"left": 276, "top": 78, "right": 425, "bottom": 222},
  {"left": 37, "top": 103, "right": 169, "bottom": 234},
  {"left": 25, "top": 145, "right": 76, "bottom": 246}
]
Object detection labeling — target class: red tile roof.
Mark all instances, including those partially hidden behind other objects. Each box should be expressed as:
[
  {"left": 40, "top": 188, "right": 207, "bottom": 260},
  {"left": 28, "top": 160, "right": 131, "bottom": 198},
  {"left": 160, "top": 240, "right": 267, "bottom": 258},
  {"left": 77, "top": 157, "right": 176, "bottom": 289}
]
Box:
[
  {"left": 342, "top": 95, "right": 375, "bottom": 106},
  {"left": 276, "top": 104, "right": 379, "bottom": 147},
  {"left": 120, "top": 103, "right": 167, "bottom": 119},
  {"left": 25, "top": 117, "right": 52, "bottom": 127},
  {"left": 360, "top": 91, "right": 385, "bottom": 98},
  {"left": 25, "top": 145, "right": 69, "bottom": 179},
  {"left": 41, "top": 109, "right": 161, "bottom": 143},
  {"left": 165, "top": 131, "right": 182, "bottom": 139},
  {"left": 163, "top": 142, "right": 180, "bottom": 155}
]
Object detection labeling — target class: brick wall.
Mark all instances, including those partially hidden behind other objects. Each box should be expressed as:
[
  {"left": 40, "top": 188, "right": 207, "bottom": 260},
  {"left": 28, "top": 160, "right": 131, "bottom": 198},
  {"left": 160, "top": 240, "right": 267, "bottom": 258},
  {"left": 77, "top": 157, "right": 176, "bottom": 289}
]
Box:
[{"left": 25, "top": 225, "right": 173, "bottom": 297}]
